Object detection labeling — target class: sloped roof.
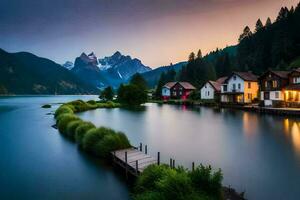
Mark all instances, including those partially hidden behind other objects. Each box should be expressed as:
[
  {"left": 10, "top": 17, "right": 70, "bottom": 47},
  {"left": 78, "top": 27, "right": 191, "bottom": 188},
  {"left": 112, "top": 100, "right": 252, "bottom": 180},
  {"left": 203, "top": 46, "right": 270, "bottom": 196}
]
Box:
[
  {"left": 259, "top": 70, "right": 289, "bottom": 79},
  {"left": 216, "top": 76, "right": 227, "bottom": 84},
  {"left": 163, "top": 82, "right": 177, "bottom": 89},
  {"left": 179, "top": 82, "right": 196, "bottom": 90},
  {"left": 163, "top": 82, "right": 196, "bottom": 90},
  {"left": 226, "top": 72, "right": 258, "bottom": 82},
  {"left": 289, "top": 68, "right": 300, "bottom": 74},
  {"left": 208, "top": 81, "right": 222, "bottom": 92}
]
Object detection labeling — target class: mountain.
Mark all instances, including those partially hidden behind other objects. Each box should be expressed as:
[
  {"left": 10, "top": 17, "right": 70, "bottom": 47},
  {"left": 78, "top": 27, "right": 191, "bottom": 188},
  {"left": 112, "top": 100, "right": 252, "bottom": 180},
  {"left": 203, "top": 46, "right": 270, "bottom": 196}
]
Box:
[
  {"left": 71, "top": 52, "right": 108, "bottom": 89},
  {"left": 98, "top": 51, "right": 151, "bottom": 80},
  {"left": 71, "top": 51, "right": 151, "bottom": 88},
  {"left": 0, "top": 49, "right": 99, "bottom": 95},
  {"left": 62, "top": 61, "right": 74, "bottom": 70},
  {"left": 141, "top": 61, "right": 187, "bottom": 88}
]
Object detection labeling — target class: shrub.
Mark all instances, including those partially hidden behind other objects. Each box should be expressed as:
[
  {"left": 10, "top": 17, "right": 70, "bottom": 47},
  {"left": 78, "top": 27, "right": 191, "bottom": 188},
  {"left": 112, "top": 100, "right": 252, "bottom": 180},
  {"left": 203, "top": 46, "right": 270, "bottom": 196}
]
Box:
[
  {"left": 82, "top": 127, "right": 113, "bottom": 153},
  {"left": 41, "top": 104, "right": 51, "bottom": 108},
  {"left": 55, "top": 105, "right": 74, "bottom": 118},
  {"left": 134, "top": 191, "right": 162, "bottom": 200},
  {"left": 94, "top": 134, "right": 121, "bottom": 157},
  {"left": 134, "top": 164, "right": 222, "bottom": 200},
  {"left": 116, "top": 132, "right": 131, "bottom": 149},
  {"left": 156, "top": 171, "right": 193, "bottom": 200},
  {"left": 75, "top": 122, "right": 96, "bottom": 146},
  {"left": 57, "top": 114, "right": 80, "bottom": 135},
  {"left": 87, "top": 100, "right": 97, "bottom": 105},
  {"left": 135, "top": 164, "right": 171, "bottom": 193},
  {"left": 66, "top": 120, "right": 83, "bottom": 140},
  {"left": 188, "top": 165, "right": 223, "bottom": 198}
]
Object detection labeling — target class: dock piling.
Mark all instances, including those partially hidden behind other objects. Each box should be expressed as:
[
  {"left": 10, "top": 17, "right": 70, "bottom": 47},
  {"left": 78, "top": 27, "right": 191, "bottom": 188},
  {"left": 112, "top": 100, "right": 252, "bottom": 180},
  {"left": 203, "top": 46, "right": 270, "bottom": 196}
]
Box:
[
  {"left": 157, "top": 152, "right": 160, "bottom": 165},
  {"left": 192, "top": 162, "right": 195, "bottom": 171},
  {"left": 139, "top": 143, "right": 142, "bottom": 151},
  {"left": 145, "top": 145, "right": 148, "bottom": 154}
]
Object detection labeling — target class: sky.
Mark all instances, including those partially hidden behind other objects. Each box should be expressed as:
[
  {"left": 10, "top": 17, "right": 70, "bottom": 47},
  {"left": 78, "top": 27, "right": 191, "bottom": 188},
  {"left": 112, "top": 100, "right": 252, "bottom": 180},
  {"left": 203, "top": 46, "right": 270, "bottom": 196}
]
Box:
[{"left": 0, "top": 0, "right": 298, "bottom": 68}]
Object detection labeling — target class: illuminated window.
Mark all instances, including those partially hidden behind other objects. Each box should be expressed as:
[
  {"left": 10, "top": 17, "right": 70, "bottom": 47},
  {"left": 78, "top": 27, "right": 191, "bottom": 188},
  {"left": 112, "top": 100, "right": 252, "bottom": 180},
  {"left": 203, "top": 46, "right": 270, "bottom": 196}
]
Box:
[
  {"left": 248, "top": 82, "right": 251, "bottom": 89},
  {"left": 265, "top": 81, "right": 268, "bottom": 88},
  {"left": 272, "top": 80, "right": 278, "bottom": 88}
]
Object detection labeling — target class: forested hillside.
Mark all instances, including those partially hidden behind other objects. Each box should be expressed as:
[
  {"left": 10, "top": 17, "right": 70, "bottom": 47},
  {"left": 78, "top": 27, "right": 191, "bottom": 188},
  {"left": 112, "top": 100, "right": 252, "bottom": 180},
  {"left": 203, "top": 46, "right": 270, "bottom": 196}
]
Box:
[{"left": 155, "top": 2, "right": 300, "bottom": 93}]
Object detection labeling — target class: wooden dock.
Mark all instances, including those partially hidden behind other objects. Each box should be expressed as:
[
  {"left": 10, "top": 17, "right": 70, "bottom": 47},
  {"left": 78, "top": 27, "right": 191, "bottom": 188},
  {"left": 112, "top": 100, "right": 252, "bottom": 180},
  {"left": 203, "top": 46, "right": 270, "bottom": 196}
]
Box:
[{"left": 111, "top": 144, "right": 160, "bottom": 177}]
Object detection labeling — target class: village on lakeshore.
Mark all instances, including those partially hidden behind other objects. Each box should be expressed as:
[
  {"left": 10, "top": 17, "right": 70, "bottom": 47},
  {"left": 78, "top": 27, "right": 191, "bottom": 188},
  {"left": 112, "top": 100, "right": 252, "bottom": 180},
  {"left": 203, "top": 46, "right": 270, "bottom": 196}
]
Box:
[{"left": 161, "top": 68, "right": 300, "bottom": 110}]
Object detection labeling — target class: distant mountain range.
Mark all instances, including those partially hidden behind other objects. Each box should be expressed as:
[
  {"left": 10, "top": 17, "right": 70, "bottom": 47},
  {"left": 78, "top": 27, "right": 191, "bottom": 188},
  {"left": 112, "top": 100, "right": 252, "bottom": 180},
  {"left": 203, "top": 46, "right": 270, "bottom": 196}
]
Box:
[
  {"left": 64, "top": 51, "right": 152, "bottom": 89},
  {"left": 0, "top": 48, "right": 98, "bottom": 95},
  {"left": 0, "top": 48, "right": 187, "bottom": 95}
]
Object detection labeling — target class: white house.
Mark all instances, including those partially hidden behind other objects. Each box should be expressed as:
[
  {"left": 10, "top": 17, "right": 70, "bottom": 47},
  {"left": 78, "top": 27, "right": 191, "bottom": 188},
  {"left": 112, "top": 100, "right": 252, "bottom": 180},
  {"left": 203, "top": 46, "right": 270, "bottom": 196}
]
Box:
[
  {"left": 200, "top": 77, "right": 227, "bottom": 101},
  {"left": 221, "top": 72, "right": 259, "bottom": 103}
]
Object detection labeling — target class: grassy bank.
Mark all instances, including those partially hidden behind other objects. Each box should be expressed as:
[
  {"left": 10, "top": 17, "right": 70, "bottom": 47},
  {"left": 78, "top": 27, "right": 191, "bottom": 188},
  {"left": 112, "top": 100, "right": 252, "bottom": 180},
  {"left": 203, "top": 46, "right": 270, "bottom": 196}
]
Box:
[{"left": 54, "top": 100, "right": 130, "bottom": 158}]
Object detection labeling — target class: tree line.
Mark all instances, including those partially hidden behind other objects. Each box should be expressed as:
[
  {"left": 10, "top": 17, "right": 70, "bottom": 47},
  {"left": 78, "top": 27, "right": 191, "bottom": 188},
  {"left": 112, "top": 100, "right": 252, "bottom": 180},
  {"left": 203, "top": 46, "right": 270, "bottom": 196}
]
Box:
[{"left": 154, "top": 2, "right": 300, "bottom": 98}]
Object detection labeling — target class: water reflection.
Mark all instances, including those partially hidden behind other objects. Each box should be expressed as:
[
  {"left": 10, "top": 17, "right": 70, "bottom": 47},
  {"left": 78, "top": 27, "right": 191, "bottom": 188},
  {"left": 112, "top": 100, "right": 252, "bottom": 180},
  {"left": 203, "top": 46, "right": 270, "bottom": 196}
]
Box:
[
  {"left": 242, "top": 112, "right": 258, "bottom": 137},
  {"left": 283, "top": 119, "right": 300, "bottom": 154}
]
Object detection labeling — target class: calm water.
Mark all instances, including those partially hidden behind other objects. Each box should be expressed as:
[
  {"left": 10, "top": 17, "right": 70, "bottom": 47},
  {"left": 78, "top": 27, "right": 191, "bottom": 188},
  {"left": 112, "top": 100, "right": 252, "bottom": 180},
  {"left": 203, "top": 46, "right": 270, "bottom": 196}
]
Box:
[
  {"left": 78, "top": 103, "right": 300, "bottom": 200},
  {"left": 0, "top": 96, "right": 130, "bottom": 200}
]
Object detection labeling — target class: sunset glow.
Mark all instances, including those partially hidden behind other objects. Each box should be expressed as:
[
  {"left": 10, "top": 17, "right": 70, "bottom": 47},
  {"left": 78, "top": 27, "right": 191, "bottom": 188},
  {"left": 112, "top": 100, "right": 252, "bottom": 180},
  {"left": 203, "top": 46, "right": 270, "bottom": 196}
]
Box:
[{"left": 0, "top": 0, "right": 298, "bottom": 67}]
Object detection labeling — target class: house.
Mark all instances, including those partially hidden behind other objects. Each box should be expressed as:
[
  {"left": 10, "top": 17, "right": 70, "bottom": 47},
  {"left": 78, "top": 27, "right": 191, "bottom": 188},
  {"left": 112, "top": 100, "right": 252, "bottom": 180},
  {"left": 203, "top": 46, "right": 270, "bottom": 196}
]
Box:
[
  {"left": 221, "top": 72, "right": 259, "bottom": 104},
  {"left": 284, "top": 68, "right": 300, "bottom": 107},
  {"left": 162, "top": 82, "right": 196, "bottom": 100},
  {"left": 258, "top": 70, "right": 289, "bottom": 107},
  {"left": 200, "top": 77, "right": 227, "bottom": 101}
]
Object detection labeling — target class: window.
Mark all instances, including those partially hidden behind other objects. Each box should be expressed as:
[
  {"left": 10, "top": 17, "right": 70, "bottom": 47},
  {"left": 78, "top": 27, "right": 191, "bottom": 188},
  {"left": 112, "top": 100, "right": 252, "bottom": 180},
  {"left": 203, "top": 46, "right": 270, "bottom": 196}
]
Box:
[
  {"left": 223, "top": 85, "right": 227, "bottom": 92},
  {"left": 248, "top": 82, "right": 251, "bottom": 89},
  {"left": 233, "top": 84, "right": 236, "bottom": 90},
  {"left": 248, "top": 93, "right": 251, "bottom": 99},
  {"left": 272, "top": 80, "right": 278, "bottom": 88},
  {"left": 208, "top": 91, "right": 210, "bottom": 96},
  {"left": 179, "top": 91, "right": 182, "bottom": 95},
  {"left": 233, "top": 75, "right": 236, "bottom": 80},
  {"left": 294, "top": 77, "right": 300, "bottom": 84},
  {"left": 238, "top": 83, "right": 241, "bottom": 90},
  {"left": 265, "top": 81, "right": 268, "bottom": 88},
  {"left": 275, "top": 92, "right": 279, "bottom": 99}
]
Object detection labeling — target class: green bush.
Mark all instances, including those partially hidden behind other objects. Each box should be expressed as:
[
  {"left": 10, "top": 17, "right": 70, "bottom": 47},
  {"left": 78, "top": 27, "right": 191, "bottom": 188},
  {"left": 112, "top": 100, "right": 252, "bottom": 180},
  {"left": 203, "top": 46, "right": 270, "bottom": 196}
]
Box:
[
  {"left": 82, "top": 127, "right": 113, "bottom": 153},
  {"left": 87, "top": 100, "right": 97, "bottom": 105},
  {"left": 135, "top": 164, "right": 172, "bottom": 193},
  {"left": 75, "top": 122, "right": 96, "bottom": 146},
  {"left": 134, "top": 164, "right": 223, "bottom": 200},
  {"left": 55, "top": 105, "right": 74, "bottom": 118},
  {"left": 188, "top": 165, "right": 223, "bottom": 198},
  {"left": 66, "top": 120, "right": 83, "bottom": 140},
  {"left": 57, "top": 114, "right": 80, "bottom": 135}
]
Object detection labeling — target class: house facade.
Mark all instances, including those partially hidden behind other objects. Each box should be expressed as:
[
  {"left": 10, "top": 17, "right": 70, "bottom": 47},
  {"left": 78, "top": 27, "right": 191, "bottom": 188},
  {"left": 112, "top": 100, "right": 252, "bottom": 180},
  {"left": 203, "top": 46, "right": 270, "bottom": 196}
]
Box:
[
  {"left": 258, "top": 70, "right": 289, "bottom": 107},
  {"left": 284, "top": 68, "right": 300, "bottom": 107},
  {"left": 200, "top": 77, "right": 227, "bottom": 101},
  {"left": 162, "top": 82, "right": 196, "bottom": 100},
  {"left": 221, "top": 72, "right": 259, "bottom": 104}
]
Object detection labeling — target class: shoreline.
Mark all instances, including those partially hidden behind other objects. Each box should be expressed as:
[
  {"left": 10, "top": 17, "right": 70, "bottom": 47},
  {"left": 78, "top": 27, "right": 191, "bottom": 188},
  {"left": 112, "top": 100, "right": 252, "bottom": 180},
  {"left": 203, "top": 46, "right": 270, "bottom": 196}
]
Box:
[{"left": 152, "top": 99, "right": 300, "bottom": 116}]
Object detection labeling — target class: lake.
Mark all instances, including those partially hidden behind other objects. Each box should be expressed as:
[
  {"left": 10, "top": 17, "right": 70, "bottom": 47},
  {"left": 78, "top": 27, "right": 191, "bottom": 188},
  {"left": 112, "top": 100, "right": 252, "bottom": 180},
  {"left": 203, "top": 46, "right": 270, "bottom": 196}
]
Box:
[
  {"left": 78, "top": 103, "right": 300, "bottom": 200},
  {"left": 1, "top": 96, "right": 300, "bottom": 200},
  {"left": 0, "top": 96, "right": 130, "bottom": 200}
]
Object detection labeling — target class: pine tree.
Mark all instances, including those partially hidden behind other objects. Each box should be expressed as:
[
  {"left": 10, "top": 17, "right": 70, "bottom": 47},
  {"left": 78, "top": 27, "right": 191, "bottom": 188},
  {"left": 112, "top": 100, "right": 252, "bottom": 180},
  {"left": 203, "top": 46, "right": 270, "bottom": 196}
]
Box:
[
  {"left": 255, "top": 19, "right": 264, "bottom": 32},
  {"left": 265, "top": 17, "right": 272, "bottom": 27},
  {"left": 188, "top": 52, "right": 195, "bottom": 62},
  {"left": 238, "top": 26, "right": 252, "bottom": 42},
  {"left": 197, "top": 49, "right": 203, "bottom": 59},
  {"left": 276, "top": 7, "right": 289, "bottom": 21},
  {"left": 130, "top": 73, "right": 147, "bottom": 90}
]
